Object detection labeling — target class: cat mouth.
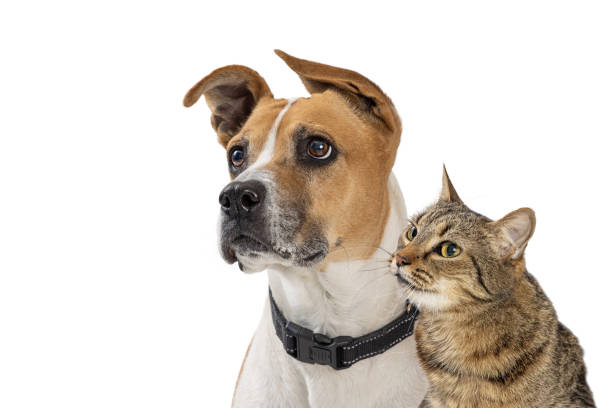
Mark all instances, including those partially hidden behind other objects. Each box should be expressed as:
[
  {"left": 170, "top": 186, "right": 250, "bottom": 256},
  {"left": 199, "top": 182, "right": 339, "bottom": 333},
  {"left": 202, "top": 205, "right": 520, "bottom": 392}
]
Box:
[
  {"left": 396, "top": 272, "right": 420, "bottom": 289},
  {"left": 395, "top": 271, "right": 434, "bottom": 293}
]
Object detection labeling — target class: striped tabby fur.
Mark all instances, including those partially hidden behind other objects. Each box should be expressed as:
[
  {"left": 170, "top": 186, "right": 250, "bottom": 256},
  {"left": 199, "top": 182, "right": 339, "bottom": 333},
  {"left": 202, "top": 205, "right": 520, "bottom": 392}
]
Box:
[{"left": 395, "top": 168, "right": 594, "bottom": 408}]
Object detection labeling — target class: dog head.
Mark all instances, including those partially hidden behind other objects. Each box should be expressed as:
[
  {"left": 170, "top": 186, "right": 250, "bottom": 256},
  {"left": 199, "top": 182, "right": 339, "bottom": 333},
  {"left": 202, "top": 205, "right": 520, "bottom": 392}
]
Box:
[{"left": 184, "top": 51, "right": 402, "bottom": 273}]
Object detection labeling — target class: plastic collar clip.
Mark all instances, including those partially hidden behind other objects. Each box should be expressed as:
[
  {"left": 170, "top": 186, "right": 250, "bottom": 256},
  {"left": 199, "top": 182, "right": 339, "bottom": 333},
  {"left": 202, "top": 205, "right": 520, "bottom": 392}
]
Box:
[
  {"left": 283, "top": 321, "right": 354, "bottom": 369},
  {"left": 270, "top": 288, "right": 419, "bottom": 370}
]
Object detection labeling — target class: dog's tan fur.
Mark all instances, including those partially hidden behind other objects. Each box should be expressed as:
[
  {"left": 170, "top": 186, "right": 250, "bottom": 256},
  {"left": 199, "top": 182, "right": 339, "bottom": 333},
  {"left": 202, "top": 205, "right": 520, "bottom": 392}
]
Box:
[{"left": 185, "top": 51, "right": 403, "bottom": 264}]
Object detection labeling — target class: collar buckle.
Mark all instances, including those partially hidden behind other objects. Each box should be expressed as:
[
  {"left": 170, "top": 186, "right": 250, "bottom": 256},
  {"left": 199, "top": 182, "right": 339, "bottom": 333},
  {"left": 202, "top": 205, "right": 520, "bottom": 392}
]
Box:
[
  {"left": 270, "top": 288, "right": 419, "bottom": 370},
  {"left": 284, "top": 322, "right": 353, "bottom": 369}
]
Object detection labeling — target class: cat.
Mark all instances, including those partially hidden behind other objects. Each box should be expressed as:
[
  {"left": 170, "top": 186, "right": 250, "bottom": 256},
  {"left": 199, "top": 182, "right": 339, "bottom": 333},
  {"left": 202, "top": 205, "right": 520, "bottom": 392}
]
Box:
[{"left": 393, "top": 167, "right": 595, "bottom": 408}]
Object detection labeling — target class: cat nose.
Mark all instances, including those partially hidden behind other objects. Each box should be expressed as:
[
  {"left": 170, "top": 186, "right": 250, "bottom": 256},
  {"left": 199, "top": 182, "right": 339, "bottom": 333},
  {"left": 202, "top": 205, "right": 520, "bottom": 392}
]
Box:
[{"left": 396, "top": 255, "right": 411, "bottom": 267}]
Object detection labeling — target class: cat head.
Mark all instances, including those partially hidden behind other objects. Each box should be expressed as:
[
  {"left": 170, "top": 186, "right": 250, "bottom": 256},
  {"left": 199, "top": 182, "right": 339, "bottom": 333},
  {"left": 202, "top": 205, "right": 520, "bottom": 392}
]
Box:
[{"left": 394, "top": 166, "right": 536, "bottom": 311}]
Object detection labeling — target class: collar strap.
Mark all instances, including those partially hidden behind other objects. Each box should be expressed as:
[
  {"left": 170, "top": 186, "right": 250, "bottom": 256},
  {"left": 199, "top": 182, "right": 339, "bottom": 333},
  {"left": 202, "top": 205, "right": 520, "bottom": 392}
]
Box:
[{"left": 269, "top": 288, "right": 419, "bottom": 370}]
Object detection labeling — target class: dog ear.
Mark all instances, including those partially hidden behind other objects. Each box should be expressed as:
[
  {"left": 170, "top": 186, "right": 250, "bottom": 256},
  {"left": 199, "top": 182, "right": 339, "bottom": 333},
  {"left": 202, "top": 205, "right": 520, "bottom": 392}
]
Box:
[
  {"left": 183, "top": 65, "right": 273, "bottom": 147},
  {"left": 275, "top": 50, "right": 401, "bottom": 134}
]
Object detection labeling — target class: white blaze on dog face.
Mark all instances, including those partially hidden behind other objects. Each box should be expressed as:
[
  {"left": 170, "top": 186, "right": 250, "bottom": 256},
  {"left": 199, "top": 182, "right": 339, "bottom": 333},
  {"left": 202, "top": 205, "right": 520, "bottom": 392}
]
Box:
[
  {"left": 234, "top": 98, "right": 296, "bottom": 178},
  {"left": 184, "top": 51, "right": 403, "bottom": 272}
]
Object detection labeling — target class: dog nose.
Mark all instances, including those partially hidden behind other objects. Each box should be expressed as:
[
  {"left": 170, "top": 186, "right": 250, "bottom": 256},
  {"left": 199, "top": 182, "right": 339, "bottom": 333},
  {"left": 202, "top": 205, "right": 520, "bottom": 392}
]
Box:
[
  {"left": 396, "top": 254, "right": 411, "bottom": 267},
  {"left": 219, "top": 180, "right": 266, "bottom": 214}
]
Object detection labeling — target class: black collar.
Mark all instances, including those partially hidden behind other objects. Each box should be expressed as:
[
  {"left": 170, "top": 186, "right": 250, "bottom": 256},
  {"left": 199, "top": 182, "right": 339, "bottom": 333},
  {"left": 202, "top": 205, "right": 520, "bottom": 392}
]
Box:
[{"left": 269, "top": 288, "right": 419, "bottom": 370}]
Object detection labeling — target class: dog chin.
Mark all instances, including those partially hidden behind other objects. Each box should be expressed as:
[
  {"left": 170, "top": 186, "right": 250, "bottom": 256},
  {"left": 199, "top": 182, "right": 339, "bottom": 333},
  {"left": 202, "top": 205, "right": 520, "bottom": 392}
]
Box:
[
  {"left": 221, "top": 239, "right": 329, "bottom": 273},
  {"left": 235, "top": 253, "right": 283, "bottom": 273},
  {"left": 232, "top": 247, "right": 329, "bottom": 273}
]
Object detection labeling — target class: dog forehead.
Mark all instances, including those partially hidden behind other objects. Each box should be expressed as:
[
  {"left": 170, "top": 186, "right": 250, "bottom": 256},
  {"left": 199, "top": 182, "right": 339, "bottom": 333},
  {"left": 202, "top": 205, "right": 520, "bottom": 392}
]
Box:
[
  {"left": 231, "top": 92, "right": 382, "bottom": 156},
  {"left": 228, "top": 92, "right": 392, "bottom": 188},
  {"left": 227, "top": 98, "right": 288, "bottom": 153},
  {"left": 279, "top": 92, "right": 372, "bottom": 147}
]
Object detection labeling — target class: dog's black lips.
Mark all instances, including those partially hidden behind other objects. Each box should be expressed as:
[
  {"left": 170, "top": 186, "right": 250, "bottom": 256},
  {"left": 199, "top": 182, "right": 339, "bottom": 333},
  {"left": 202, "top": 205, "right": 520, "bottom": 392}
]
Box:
[
  {"left": 230, "top": 234, "right": 327, "bottom": 266},
  {"left": 231, "top": 234, "right": 269, "bottom": 253},
  {"left": 219, "top": 210, "right": 329, "bottom": 267},
  {"left": 302, "top": 250, "right": 324, "bottom": 263}
]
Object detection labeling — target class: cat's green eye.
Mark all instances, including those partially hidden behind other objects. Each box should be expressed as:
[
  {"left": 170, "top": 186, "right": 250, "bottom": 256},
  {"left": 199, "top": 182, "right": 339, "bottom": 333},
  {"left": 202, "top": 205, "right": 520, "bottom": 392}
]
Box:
[
  {"left": 440, "top": 242, "right": 461, "bottom": 258},
  {"left": 405, "top": 226, "right": 418, "bottom": 241}
]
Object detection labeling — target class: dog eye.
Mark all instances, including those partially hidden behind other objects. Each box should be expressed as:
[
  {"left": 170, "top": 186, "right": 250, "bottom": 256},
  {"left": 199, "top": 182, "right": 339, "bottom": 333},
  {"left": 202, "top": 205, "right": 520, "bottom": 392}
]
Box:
[
  {"left": 405, "top": 226, "right": 417, "bottom": 241},
  {"left": 307, "top": 138, "right": 332, "bottom": 159},
  {"left": 439, "top": 242, "right": 461, "bottom": 258},
  {"left": 230, "top": 147, "right": 245, "bottom": 167}
]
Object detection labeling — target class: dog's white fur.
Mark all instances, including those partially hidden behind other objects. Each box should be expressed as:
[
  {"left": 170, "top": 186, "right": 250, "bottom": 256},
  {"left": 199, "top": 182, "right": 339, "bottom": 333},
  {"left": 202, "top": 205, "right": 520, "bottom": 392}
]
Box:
[
  {"left": 232, "top": 167, "right": 428, "bottom": 407},
  {"left": 239, "top": 99, "right": 297, "bottom": 178}
]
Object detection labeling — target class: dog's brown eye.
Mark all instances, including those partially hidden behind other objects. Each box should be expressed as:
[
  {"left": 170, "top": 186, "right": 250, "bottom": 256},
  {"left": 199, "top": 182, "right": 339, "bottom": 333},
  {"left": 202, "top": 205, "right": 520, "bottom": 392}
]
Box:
[
  {"left": 230, "top": 147, "right": 245, "bottom": 167},
  {"left": 308, "top": 139, "right": 332, "bottom": 159},
  {"left": 405, "top": 226, "right": 417, "bottom": 241}
]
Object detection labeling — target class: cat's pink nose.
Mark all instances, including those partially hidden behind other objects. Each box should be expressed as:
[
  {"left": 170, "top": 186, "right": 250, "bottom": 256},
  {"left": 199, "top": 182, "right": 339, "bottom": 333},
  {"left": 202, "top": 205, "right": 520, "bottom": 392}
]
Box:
[{"left": 396, "top": 255, "right": 411, "bottom": 267}]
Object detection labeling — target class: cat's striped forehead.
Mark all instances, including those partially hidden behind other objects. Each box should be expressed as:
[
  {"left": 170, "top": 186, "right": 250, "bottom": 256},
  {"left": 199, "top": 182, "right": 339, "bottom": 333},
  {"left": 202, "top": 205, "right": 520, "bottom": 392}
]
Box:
[{"left": 411, "top": 202, "right": 491, "bottom": 240}]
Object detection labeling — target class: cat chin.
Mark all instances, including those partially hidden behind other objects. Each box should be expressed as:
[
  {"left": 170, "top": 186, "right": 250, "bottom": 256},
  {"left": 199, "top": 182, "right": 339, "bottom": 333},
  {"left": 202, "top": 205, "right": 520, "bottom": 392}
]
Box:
[{"left": 406, "top": 290, "right": 454, "bottom": 312}]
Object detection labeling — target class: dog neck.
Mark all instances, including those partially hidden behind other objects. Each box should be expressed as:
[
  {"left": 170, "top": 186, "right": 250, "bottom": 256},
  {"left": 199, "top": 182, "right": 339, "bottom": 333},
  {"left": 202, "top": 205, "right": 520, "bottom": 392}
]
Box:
[{"left": 267, "top": 173, "right": 407, "bottom": 337}]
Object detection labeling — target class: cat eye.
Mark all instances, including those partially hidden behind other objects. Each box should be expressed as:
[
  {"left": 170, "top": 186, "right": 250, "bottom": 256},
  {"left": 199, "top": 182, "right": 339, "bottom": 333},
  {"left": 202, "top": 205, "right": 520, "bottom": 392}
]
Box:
[
  {"left": 439, "top": 242, "right": 461, "bottom": 258},
  {"left": 405, "top": 226, "right": 418, "bottom": 241},
  {"left": 307, "top": 138, "right": 332, "bottom": 159},
  {"left": 230, "top": 147, "right": 245, "bottom": 167}
]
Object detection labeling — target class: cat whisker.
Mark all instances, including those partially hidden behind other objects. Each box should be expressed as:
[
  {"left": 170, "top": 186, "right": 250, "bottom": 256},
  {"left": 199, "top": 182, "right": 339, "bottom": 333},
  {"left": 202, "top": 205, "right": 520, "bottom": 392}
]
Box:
[
  {"left": 357, "top": 259, "right": 394, "bottom": 265},
  {"left": 346, "top": 269, "right": 399, "bottom": 305},
  {"left": 329, "top": 243, "right": 394, "bottom": 257},
  {"left": 358, "top": 266, "right": 392, "bottom": 273}
]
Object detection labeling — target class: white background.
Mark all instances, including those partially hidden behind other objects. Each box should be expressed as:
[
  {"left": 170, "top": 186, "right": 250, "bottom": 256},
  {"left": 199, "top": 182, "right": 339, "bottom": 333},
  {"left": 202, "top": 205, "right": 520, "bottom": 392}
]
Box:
[{"left": 1, "top": 1, "right": 610, "bottom": 407}]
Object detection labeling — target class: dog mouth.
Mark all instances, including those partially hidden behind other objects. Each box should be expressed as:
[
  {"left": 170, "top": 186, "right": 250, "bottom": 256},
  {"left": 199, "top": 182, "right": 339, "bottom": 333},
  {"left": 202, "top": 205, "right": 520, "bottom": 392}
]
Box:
[
  {"left": 218, "top": 202, "right": 329, "bottom": 270},
  {"left": 231, "top": 234, "right": 270, "bottom": 253},
  {"left": 225, "top": 234, "right": 272, "bottom": 264},
  {"left": 223, "top": 233, "right": 328, "bottom": 269}
]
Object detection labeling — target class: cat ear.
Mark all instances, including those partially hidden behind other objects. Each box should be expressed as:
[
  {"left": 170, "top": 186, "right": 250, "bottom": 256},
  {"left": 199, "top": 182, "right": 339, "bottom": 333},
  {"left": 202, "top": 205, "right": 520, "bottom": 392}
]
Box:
[
  {"left": 183, "top": 65, "right": 273, "bottom": 147},
  {"left": 438, "top": 165, "right": 463, "bottom": 204},
  {"left": 491, "top": 208, "right": 536, "bottom": 260}
]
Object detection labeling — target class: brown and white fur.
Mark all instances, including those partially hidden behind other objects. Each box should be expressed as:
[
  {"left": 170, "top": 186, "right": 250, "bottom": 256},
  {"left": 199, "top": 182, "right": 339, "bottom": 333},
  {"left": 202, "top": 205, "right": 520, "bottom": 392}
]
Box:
[{"left": 184, "top": 51, "right": 428, "bottom": 407}]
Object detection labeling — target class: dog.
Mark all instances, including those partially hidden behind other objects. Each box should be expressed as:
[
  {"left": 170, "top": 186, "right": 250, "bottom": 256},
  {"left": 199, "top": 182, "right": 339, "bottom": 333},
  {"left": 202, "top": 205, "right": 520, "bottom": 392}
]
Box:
[{"left": 184, "top": 51, "right": 428, "bottom": 407}]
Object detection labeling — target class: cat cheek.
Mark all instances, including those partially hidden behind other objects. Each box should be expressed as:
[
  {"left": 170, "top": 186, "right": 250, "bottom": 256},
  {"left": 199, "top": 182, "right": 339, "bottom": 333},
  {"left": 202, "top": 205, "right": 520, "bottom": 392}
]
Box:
[{"left": 437, "top": 279, "right": 463, "bottom": 304}]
